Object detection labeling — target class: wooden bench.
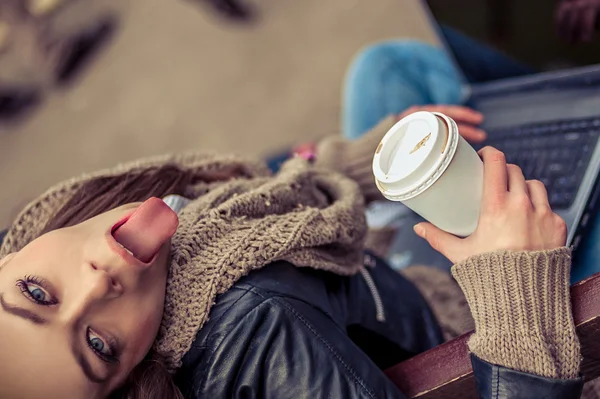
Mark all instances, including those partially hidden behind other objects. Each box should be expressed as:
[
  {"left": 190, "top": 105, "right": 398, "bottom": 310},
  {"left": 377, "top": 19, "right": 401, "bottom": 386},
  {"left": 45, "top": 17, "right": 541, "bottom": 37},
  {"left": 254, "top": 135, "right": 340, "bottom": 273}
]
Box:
[{"left": 384, "top": 272, "right": 600, "bottom": 398}]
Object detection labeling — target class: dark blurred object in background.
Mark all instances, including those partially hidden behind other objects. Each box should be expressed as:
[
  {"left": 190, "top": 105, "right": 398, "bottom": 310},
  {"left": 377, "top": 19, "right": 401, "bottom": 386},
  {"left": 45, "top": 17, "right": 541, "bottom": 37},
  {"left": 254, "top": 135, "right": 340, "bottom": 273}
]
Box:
[
  {"left": 0, "top": 0, "right": 126, "bottom": 122},
  {"left": 556, "top": 0, "right": 600, "bottom": 43},
  {"left": 196, "top": 0, "right": 255, "bottom": 22},
  {"left": 427, "top": 0, "right": 600, "bottom": 74}
]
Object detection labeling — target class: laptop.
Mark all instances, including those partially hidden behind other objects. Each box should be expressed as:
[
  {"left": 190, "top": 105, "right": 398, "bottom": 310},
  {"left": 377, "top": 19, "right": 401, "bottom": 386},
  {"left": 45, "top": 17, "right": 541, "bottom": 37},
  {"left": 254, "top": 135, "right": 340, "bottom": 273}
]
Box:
[{"left": 378, "top": 1, "right": 600, "bottom": 272}]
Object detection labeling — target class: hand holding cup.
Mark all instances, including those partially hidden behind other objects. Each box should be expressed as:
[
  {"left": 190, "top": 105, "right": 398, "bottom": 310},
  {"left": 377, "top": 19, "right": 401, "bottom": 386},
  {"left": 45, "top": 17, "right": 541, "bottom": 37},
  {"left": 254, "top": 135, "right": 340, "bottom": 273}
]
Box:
[{"left": 414, "top": 147, "right": 567, "bottom": 263}]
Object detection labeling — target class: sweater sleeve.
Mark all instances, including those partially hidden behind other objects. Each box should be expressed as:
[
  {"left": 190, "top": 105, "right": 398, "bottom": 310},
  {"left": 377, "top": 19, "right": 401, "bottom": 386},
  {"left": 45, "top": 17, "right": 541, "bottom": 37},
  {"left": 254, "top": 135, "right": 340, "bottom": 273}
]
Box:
[
  {"left": 451, "top": 248, "right": 581, "bottom": 379},
  {"left": 314, "top": 115, "right": 397, "bottom": 204}
]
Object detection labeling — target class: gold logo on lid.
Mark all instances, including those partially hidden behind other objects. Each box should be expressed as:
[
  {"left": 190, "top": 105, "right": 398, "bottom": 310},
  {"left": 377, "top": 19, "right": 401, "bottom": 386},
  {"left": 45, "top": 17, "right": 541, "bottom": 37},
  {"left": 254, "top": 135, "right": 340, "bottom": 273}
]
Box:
[{"left": 409, "top": 132, "right": 431, "bottom": 154}]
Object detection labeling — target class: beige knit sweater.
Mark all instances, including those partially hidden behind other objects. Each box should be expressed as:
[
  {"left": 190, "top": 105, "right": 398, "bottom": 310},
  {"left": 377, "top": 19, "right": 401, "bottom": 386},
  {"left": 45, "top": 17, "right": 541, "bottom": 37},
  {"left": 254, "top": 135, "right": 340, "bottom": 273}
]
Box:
[{"left": 0, "top": 116, "right": 580, "bottom": 379}]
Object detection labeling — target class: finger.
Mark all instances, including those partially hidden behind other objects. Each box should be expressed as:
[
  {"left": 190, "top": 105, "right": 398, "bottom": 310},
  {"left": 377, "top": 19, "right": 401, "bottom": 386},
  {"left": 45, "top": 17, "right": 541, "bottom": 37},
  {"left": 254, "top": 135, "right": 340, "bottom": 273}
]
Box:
[
  {"left": 414, "top": 223, "right": 462, "bottom": 263},
  {"left": 582, "top": 7, "right": 598, "bottom": 41},
  {"left": 526, "top": 180, "right": 551, "bottom": 210},
  {"left": 558, "top": 2, "right": 580, "bottom": 42},
  {"left": 457, "top": 124, "right": 487, "bottom": 143},
  {"left": 398, "top": 105, "right": 424, "bottom": 119},
  {"left": 425, "top": 105, "right": 484, "bottom": 125},
  {"left": 554, "top": 214, "right": 568, "bottom": 246},
  {"left": 556, "top": 2, "right": 573, "bottom": 39},
  {"left": 569, "top": 7, "right": 584, "bottom": 41},
  {"left": 567, "top": 5, "right": 581, "bottom": 42},
  {"left": 479, "top": 147, "right": 508, "bottom": 204},
  {"left": 507, "top": 164, "right": 528, "bottom": 193}
]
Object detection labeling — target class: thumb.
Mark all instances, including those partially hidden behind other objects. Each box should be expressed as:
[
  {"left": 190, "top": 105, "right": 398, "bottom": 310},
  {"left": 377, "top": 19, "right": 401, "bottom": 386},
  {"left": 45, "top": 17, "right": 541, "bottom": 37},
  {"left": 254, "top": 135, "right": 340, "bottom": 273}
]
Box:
[{"left": 413, "top": 223, "right": 462, "bottom": 263}]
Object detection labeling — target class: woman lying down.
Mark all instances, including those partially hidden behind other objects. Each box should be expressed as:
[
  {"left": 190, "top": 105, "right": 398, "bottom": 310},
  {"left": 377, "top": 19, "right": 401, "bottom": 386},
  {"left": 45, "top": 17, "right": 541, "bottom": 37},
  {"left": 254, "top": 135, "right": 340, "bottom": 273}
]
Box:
[{"left": 0, "top": 117, "right": 583, "bottom": 398}]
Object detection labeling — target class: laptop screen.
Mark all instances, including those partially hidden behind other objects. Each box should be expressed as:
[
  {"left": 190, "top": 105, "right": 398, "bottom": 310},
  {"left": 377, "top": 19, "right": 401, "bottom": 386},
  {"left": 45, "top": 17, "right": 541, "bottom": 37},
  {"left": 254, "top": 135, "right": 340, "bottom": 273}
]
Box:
[{"left": 425, "top": 0, "right": 600, "bottom": 84}]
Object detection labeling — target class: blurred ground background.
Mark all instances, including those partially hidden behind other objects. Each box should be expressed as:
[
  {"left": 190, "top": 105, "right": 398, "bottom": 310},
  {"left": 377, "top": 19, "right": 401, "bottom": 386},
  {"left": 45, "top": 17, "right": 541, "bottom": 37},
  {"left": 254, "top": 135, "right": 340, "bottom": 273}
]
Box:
[{"left": 0, "top": 0, "right": 436, "bottom": 227}]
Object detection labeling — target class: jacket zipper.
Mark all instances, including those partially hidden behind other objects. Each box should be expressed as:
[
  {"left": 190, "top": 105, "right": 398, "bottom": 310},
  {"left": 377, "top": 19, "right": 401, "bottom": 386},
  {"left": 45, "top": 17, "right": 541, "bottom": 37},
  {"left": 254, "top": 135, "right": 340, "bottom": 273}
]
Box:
[{"left": 360, "top": 255, "right": 386, "bottom": 322}]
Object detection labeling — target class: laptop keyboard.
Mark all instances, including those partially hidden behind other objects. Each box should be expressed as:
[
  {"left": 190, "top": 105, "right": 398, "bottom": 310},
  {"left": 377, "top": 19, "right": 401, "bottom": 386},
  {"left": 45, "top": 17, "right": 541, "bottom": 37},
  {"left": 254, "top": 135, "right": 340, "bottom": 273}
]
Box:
[{"left": 480, "top": 117, "right": 600, "bottom": 209}]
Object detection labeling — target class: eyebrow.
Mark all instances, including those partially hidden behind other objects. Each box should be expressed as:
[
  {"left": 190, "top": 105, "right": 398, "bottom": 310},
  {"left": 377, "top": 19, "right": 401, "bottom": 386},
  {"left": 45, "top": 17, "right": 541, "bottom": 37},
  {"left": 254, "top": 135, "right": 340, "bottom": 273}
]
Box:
[
  {"left": 0, "top": 293, "right": 47, "bottom": 324},
  {"left": 74, "top": 345, "right": 108, "bottom": 384},
  {"left": 0, "top": 293, "right": 107, "bottom": 384}
]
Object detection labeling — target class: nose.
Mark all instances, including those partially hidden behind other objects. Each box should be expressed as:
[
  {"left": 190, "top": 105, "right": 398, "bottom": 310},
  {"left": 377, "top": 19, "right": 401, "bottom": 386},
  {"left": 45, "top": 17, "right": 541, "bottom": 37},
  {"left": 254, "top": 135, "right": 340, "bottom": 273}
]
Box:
[
  {"left": 81, "top": 263, "right": 122, "bottom": 302},
  {"left": 84, "top": 231, "right": 149, "bottom": 289},
  {"left": 89, "top": 263, "right": 123, "bottom": 297},
  {"left": 59, "top": 263, "right": 122, "bottom": 322}
]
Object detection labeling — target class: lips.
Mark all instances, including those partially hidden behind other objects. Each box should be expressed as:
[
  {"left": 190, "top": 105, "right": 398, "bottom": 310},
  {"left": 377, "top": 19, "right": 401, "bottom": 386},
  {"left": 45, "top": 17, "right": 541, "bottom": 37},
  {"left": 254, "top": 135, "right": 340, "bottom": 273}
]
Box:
[{"left": 111, "top": 197, "right": 179, "bottom": 263}]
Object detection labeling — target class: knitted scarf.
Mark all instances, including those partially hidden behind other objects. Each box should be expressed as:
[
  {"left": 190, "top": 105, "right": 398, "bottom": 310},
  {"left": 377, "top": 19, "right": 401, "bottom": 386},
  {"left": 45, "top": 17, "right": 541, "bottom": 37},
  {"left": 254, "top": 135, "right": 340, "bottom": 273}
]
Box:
[{"left": 0, "top": 151, "right": 368, "bottom": 372}]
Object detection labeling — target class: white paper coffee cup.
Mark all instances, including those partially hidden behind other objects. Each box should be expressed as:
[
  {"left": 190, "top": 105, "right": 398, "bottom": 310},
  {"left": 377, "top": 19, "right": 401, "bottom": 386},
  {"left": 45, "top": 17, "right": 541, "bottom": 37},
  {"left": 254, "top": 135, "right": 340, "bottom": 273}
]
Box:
[{"left": 372, "top": 111, "right": 483, "bottom": 237}]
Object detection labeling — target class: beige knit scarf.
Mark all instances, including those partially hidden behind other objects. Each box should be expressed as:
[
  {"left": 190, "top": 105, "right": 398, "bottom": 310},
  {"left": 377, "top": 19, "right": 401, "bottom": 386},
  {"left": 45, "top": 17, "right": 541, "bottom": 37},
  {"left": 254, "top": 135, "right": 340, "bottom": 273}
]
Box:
[{"left": 0, "top": 151, "right": 367, "bottom": 372}]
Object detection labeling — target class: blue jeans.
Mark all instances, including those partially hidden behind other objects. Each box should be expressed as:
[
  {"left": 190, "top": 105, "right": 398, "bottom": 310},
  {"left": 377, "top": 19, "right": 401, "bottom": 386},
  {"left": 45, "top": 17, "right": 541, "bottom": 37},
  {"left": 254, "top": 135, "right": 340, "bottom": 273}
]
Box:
[
  {"left": 343, "top": 40, "right": 600, "bottom": 282},
  {"left": 342, "top": 41, "right": 463, "bottom": 140}
]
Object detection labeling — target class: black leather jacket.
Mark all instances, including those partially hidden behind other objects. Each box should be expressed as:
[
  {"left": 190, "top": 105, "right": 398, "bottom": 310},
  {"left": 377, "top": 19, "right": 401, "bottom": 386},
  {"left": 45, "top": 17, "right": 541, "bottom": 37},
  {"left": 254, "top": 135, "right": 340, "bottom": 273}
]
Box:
[{"left": 173, "top": 252, "right": 584, "bottom": 399}]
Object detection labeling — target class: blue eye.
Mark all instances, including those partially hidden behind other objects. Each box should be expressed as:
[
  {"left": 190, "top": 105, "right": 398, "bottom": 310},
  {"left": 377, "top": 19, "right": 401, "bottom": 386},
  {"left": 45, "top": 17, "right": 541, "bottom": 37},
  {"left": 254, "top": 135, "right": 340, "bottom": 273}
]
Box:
[
  {"left": 29, "top": 288, "right": 46, "bottom": 302},
  {"left": 90, "top": 337, "right": 105, "bottom": 352},
  {"left": 16, "top": 276, "right": 56, "bottom": 306},
  {"left": 87, "top": 330, "right": 109, "bottom": 355},
  {"left": 86, "top": 329, "right": 118, "bottom": 363}
]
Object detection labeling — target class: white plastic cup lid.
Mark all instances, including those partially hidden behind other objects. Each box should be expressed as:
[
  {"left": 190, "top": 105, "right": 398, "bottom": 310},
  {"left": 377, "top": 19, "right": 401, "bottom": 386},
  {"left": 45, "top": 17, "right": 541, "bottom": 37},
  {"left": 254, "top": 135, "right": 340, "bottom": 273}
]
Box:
[{"left": 372, "top": 111, "right": 458, "bottom": 201}]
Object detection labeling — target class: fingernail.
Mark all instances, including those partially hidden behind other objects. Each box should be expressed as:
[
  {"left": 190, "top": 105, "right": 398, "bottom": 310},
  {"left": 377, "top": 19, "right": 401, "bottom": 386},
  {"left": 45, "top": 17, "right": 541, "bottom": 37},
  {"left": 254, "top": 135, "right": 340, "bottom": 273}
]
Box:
[{"left": 413, "top": 224, "right": 425, "bottom": 237}]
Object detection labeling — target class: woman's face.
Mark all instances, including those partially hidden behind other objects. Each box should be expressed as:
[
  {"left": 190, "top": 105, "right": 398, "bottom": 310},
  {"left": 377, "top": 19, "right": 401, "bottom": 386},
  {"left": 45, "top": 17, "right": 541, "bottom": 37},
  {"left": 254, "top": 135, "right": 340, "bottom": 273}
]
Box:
[{"left": 0, "top": 199, "right": 177, "bottom": 398}]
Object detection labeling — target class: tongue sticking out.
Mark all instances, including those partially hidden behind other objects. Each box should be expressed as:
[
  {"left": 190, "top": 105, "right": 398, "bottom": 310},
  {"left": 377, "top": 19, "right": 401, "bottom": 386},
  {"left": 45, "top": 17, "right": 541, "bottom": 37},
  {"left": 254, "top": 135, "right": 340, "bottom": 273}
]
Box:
[{"left": 112, "top": 197, "right": 179, "bottom": 263}]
